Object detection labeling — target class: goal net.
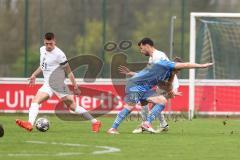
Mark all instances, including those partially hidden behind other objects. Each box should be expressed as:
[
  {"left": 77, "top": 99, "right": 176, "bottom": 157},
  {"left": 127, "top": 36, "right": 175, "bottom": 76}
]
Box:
[{"left": 189, "top": 13, "right": 240, "bottom": 119}]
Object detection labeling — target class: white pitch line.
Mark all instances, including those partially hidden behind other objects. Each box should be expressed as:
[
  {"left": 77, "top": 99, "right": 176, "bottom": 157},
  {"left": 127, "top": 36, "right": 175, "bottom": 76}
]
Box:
[
  {"left": 51, "top": 142, "right": 88, "bottom": 147},
  {"left": 8, "top": 153, "right": 49, "bottom": 157},
  {"left": 24, "top": 141, "right": 121, "bottom": 155},
  {"left": 93, "top": 146, "right": 121, "bottom": 154},
  {"left": 27, "top": 141, "right": 88, "bottom": 147},
  {"left": 26, "top": 141, "right": 47, "bottom": 144},
  {"left": 7, "top": 152, "right": 82, "bottom": 157},
  {"left": 55, "top": 152, "right": 82, "bottom": 156}
]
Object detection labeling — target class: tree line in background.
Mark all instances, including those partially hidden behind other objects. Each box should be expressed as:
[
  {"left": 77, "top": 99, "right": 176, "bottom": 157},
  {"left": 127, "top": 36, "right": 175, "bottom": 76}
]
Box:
[{"left": 0, "top": 0, "right": 239, "bottom": 78}]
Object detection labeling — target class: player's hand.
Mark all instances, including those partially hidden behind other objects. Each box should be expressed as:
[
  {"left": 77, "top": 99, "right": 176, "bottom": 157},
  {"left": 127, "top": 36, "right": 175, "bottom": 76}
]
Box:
[
  {"left": 73, "top": 85, "right": 81, "bottom": 95},
  {"left": 118, "top": 65, "right": 134, "bottom": 76},
  {"left": 174, "top": 91, "right": 182, "bottom": 96},
  {"left": 201, "top": 63, "right": 213, "bottom": 68},
  {"left": 28, "top": 75, "right": 36, "bottom": 87},
  {"left": 168, "top": 90, "right": 182, "bottom": 98}
]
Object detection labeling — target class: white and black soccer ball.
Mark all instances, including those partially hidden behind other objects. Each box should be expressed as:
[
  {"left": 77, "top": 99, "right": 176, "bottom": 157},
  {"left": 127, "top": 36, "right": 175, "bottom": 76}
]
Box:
[{"left": 35, "top": 118, "right": 50, "bottom": 132}]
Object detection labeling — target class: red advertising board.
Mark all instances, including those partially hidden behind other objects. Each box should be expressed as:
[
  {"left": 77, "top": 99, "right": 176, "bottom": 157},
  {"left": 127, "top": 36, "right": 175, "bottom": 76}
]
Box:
[{"left": 0, "top": 79, "right": 240, "bottom": 114}]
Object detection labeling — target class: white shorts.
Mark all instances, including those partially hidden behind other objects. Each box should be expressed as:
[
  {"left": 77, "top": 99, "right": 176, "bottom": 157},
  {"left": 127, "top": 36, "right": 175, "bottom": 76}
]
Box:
[{"left": 38, "top": 83, "right": 70, "bottom": 98}]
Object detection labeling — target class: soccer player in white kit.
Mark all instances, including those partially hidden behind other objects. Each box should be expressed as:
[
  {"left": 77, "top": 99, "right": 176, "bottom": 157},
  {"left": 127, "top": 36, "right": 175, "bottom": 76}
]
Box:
[
  {"left": 118, "top": 38, "right": 180, "bottom": 133},
  {"left": 16, "top": 32, "right": 101, "bottom": 133}
]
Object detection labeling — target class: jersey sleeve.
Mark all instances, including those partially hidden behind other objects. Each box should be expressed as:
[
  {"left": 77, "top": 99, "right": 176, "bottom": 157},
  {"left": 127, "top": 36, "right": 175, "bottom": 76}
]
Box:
[
  {"left": 160, "top": 60, "right": 175, "bottom": 71},
  {"left": 57, "top": 51, "right": 68, "bottom": 65},
  {"left": 152, "top": 51, "right": 170, "bottom": 63}
]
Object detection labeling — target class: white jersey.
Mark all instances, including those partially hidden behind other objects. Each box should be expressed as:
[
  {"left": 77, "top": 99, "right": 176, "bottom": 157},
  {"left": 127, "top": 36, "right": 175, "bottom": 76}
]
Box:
[
  {"left": 149, "top": 50, "right": 179, "bottom": 91},
  {"left": 40, "top": 46, "right": 67, "bottom": 83}
]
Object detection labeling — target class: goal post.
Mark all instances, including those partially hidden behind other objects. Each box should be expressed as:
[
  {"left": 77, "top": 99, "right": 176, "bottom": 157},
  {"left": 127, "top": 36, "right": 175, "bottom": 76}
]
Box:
[{"left": 189, "top": 12, "right": 240, "bottom": 120}]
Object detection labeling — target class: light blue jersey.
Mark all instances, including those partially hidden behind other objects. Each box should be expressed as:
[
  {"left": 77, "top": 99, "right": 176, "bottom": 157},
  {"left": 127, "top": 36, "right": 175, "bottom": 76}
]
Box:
[{"left": 125, "top": 60, "right": 175, "bottom": 104}]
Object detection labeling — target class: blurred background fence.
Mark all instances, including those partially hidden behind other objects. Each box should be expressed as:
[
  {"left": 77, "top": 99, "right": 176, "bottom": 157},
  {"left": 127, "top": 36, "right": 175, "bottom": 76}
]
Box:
[{"left": 0, "top": 0, "right": 240, "bottom": 78}]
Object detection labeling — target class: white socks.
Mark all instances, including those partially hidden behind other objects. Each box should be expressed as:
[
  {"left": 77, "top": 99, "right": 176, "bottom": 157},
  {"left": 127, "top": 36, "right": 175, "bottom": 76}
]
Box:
[
  {"left": 28, "top": 103, "right": 40, "bottom": 125},
  {"left": 158, "top": 113, "right": 168, "bottom": 127},
  {"left": 29, "top": 104, "right": 97, "bottom": 125},
  {"left": 140, "top": 105, "right": 149, "bottom": 121},
  {"left": 75, "top": 106, "right": 97, "bottom": 124}
]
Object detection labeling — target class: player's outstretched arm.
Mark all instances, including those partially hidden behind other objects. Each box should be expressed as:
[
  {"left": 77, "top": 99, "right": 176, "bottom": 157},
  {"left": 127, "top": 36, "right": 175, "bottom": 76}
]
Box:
[
  {"left": 29, "top": 66, "right": 42, "bottom": 86},
  {"left": 118, "top": 65, "right": 136, "bottom": 76},
  {"left": 174, "top": 62, "right": 213, "bottom": 70}
]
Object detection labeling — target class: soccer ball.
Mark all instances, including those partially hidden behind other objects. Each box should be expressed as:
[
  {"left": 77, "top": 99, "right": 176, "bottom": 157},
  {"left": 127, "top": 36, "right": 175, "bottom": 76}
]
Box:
[{"left": 35, "top": 118, "right": 50, "bottom": 132}]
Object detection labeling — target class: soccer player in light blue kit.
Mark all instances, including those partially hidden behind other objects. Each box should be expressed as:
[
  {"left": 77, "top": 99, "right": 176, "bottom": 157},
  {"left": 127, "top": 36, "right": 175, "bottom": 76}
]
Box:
[
  {"left": 107, "top": 57, "right": 213, "bottom": 134},
  {"left": 119, "top": 38, "right": 181, "bottom": 133}
]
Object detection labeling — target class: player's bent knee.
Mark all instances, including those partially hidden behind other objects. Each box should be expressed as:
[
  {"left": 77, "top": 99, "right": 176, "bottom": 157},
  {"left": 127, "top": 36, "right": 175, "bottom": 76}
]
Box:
[
  {"left": 159, "top": 97, "right": 167, "bottom": 105},
  {"left": 63, "top": 98, "right": 74, "bottom": 106},
  {"left": 62, "top": 97, "right": 76, "bottom": 111},
  {"left": 149, "top": 96, "right": 167, "bottom": 105}
]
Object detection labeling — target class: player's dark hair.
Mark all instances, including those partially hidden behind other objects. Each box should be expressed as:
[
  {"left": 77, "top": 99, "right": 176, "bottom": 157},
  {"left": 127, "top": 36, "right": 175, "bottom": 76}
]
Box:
[
  {"left": 138, "top": 38, "right": 154, "bottom": 46},
  {"left": 173, "top": 56, "right": 183, "bottom": 62},
  {"left": 45, "top": 32, "right": 55, "bottom": 40}
]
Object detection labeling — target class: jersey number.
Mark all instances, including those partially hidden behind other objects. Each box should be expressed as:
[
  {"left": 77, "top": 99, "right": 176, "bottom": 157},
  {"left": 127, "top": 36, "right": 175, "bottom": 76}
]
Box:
[{"left": 41, "top": 58, "right": 47, "bottom": 70}]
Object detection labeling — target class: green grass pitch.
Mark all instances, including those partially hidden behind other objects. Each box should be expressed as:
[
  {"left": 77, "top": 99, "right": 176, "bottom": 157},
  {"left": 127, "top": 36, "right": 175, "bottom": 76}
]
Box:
[{"left": 0, "top": 114, "right": 240, "bottom": 160}]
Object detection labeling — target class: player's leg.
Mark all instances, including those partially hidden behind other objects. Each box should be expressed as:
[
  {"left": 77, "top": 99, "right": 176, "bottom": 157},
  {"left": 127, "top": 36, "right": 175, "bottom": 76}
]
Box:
[
  {"left": 140, "top": 105, "right": 149, "bottom": 121},
  {"left": 28, "top": 91, "right": 50, "bottom": 125},
  {"left": 107, "top": 103, "right": 134, "bottom": 134},
  {"left": 61, "top": 95, "right": 101, "bottom": 133},
  {"left": 155, "top": 87, "right": 169, "bottom": 132},
  {"left": 141, "top": 95, "right": 167, "bottom": 133},
  {"left": 107, "top": 90, "right": 141, "bottom": 134},
  {"left": 136, "top": 104, "right": 169, "bottom": 134},
  {"left": 146, "top": 95, "right": 167, "bottom": 123},
  {"left": 156, "top": 113, "right": 169, "bottom": 133},
  {"left": 132, "top": 104, "right": 149, "bottom": 134},
  {"left": 16, "top": 88, "right": 50, "bottom": 132}
]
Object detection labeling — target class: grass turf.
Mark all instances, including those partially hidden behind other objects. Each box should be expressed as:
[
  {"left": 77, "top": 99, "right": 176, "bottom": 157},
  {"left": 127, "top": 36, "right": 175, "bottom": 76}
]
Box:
[{"left": 0, "top": 114, "right": 240, "bottom": 160}]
